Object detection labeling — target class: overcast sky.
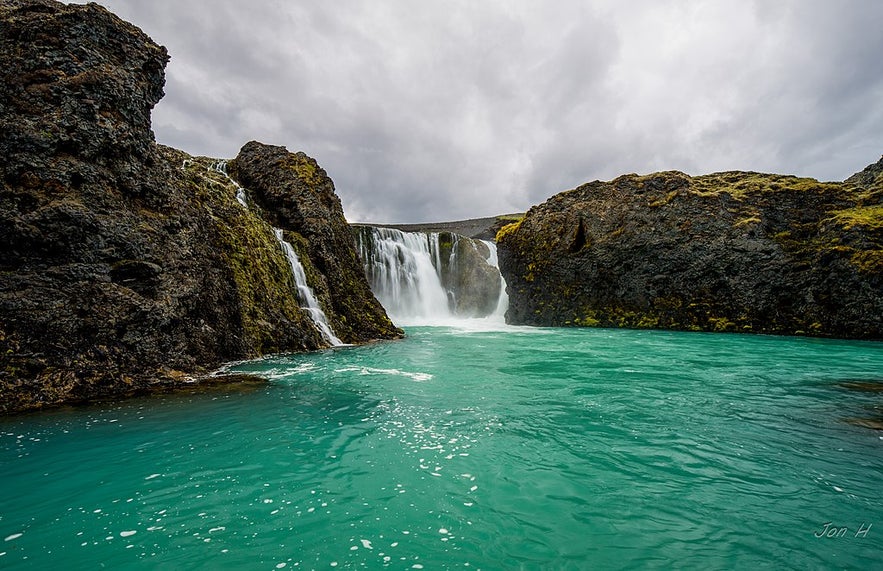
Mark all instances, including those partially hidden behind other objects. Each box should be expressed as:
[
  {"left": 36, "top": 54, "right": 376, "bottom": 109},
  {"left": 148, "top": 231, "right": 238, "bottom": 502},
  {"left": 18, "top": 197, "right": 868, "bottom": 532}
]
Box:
[{"left": 89, "top": 0, "right": 883, "bottom": 223}]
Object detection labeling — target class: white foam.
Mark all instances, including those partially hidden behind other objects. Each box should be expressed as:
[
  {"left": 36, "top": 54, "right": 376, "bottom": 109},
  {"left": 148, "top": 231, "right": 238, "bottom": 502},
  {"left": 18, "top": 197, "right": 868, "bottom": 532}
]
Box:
[
  {"left": 119, "top": 531, "right": 136, "bottom": 538},
  {"left": 4, "top": 534, "right": 22, "bottom": 542},
  {"left": 335, "top": 366, "right": 432, "bottom": 382}
]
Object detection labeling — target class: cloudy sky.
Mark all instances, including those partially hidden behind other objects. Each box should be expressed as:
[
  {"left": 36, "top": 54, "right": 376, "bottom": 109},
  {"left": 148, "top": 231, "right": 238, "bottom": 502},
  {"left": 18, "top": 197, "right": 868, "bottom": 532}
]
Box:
[{"left": 89, "top": 0, "right": 883, "bottom": 223}]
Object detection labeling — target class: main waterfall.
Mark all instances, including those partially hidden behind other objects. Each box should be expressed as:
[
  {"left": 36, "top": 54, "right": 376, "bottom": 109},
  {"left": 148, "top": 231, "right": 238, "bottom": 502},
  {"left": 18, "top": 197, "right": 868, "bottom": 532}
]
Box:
[{"left": 356, "top": 227, "right": 508, "bottom": 325}]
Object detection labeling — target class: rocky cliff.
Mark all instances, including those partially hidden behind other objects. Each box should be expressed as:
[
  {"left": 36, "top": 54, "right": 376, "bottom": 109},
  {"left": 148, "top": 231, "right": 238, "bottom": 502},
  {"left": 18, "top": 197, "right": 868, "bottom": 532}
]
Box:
[
  {"left": 0, "top": 0, "right": 401, "bottom": 413},
  {"left": 498, "top": 161, "right": 883, "bottom": 339}
]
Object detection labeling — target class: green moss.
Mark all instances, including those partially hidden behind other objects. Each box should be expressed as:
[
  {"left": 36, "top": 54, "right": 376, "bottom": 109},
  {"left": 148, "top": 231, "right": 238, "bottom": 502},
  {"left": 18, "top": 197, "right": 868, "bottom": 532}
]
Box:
[
  {"left": 690, "top": 172, "right": 841, "bottom": 200},
  {"left": 495, "top": 219, "right": 523, "bottom": 242},
  {"left": 648, "top": 190, "right": 679, "bottom": 208},
  {"left": 524, "top": 262, "right": 536, "bottom": 283},
  {"left": 708, "top": 316, "right": 738, "bottom": 332},
  {"left": 636, "top": 315, "right": 660, "bottom": 328},
  {"left": 851, "top": 250, "right": 883, "bottom": 273},
  {"left": 827, "top": 204, "right": 883, "bottom": 231},
  {"left": 287, "top": 156, "right": 321, "bottom": 186},
  {"left": 734, "top": 215, "right": 761, "bottom": 228}
]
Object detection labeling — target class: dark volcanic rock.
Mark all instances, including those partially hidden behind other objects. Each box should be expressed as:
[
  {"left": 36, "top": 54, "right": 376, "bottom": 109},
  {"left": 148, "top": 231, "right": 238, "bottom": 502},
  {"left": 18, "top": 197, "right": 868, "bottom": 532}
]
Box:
[
  {"left": 0, "top": 0, "right": 400, "bottom": 413},
  {"left": 498, "top": 162, "right": 883, "bottom": 339},
  {"left": 229, "top": 142, "right": 402, "bottom": 343},
  {"left": 436, "top": 234, "right": 501, "bottom": 316}
]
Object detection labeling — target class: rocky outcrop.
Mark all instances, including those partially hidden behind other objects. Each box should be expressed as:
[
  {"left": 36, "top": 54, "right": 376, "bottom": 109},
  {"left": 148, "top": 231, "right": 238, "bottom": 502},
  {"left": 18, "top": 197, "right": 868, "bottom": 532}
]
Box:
[
  {"left": 435, "top": 233, "right": 502, "bottom": 316},
  {"left": 377, "top": 214, "right": 524, "bottom": 241},
  {"left": 498, "top": 161, "right": 883, "bottom": 339},
  {"left": 0, "top": 0, "right": 401, "bottom": 413},
  {"left": 229, "top": 142, "right": 402, "bottom": 342}
]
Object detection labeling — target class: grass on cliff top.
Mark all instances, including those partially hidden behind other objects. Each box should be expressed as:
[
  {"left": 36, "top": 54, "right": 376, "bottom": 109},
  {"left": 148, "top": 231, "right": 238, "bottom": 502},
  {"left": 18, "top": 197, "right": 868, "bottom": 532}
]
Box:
[{"left": 690, "top": 172, "right": 843, "bottom": 199}]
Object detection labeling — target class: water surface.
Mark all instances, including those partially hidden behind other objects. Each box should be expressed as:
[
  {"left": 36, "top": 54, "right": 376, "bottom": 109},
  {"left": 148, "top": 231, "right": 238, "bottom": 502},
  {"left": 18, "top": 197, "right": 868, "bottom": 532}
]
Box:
[{"left": 2, "top": 326, "right": 882, "bottom": 569}]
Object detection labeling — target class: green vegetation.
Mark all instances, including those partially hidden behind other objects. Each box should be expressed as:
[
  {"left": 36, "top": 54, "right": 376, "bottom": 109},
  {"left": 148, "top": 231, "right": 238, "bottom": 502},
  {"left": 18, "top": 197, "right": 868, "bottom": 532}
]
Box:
[
  {"left": 828, "top": 204, "right": 883, "bottom": 231},
  {"left": 181, "top": 156, "right": 318, "bottom": 354},
  {"left": 286, "top": 154, "right": 321, "bottom": 186},
  {"left": 495, "top": 218, "right": 523, "bottom": 242},
  {"left": 690, "top": 172, "right": 841, "bottom": 199}
]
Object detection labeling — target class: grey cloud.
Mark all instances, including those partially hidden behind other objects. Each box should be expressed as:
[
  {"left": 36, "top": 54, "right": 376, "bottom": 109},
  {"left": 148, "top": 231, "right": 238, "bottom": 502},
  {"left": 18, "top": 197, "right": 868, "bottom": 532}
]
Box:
[{"left": 90, "top": 0, "right": 883, "bottom": 222}]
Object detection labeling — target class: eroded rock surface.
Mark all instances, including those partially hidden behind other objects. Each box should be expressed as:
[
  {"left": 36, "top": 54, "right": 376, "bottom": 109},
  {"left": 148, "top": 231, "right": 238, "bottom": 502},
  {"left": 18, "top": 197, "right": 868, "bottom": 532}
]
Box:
[
  {"left": 498, "top": 163, "right": 883, "bottom": 339},
  {"left": 0, "top": 0, "right": 400, "bottom": 413}
]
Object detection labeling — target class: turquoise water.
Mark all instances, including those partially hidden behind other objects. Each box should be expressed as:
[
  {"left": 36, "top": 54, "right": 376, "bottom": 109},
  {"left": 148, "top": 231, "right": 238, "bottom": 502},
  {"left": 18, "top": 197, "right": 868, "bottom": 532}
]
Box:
[{"left": 2, "top": 326, "right": 882, "bottom": 570}]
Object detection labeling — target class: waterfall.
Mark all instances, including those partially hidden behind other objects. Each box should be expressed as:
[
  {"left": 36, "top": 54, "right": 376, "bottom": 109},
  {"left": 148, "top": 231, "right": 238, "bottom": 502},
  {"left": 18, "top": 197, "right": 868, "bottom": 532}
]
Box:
[
  {"left": 480, "top": 239, "right": 509, "bottom": 320},
  {"left": 203, "top": 158, "right": 343, "bottom": 346},
  {"left": 358, "top": 228, "right": 453, "bottom": 323},
  {"left": 210, "top": 160, "right": 249, "bottom": 208},
  {"left": 273, "top": 229, "right": 344, "bottom": 347},
  {"left": 357, "top": 227, "right": 508, "bottom": 326}
]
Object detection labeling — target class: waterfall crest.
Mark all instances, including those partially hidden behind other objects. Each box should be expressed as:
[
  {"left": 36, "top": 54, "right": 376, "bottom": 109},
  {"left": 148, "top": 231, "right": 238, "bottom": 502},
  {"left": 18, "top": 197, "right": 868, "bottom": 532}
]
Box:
[{"left": 356, "top": 227, "right": 508, "bottom": 326}]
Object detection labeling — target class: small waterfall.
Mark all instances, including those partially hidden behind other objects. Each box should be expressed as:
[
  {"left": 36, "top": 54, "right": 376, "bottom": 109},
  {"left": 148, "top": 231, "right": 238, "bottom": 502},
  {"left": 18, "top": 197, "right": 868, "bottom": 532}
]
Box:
[
  {"left": 274, "top": 229, "right": 344, "bottom": 347},
  {"left": 210, "top": 160, "right": 249, "bottom": 208},
  {"left": 480, "top": 239, "right": 509, "bottom": 320},
  {"left": 357, "top": 227, "right": 509, "bottom": 325},
  {"left": 197, "top": 157, "right": 344, "bottom": 346}
]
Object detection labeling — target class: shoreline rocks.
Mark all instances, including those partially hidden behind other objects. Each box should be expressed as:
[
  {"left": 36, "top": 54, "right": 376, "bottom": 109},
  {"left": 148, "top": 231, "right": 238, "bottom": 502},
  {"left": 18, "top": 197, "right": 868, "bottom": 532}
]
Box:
[{"left": 498, "top": 162, "right": 883, "bottom": 339}]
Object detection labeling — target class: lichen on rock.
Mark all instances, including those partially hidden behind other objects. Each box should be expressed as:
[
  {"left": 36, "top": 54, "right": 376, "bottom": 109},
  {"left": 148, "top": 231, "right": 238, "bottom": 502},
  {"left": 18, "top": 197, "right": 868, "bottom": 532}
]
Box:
[
  {"left": 498, "top": 159, "right": 883, "bottom": 339},
  {"left": 0, "top": 0, "right": 400, "bottom": 414}
]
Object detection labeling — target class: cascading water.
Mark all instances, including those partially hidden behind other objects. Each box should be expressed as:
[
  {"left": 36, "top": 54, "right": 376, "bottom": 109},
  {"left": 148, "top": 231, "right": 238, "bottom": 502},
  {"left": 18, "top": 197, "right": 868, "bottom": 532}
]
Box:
[
  {"left": 210, "top": 160, "right": 249, "bottom": 208},
  {"left": 359, "top": 228, "right": 452, "bottom": 322},
  {"left": 357, "top": 227, "right": 508, "bottom": 325},
  {"left": 201, "top": 158, "right": 344, "bottom": 346},
  {"left": 273, "top": 229, "right": 344, "bottom": 347},
  {"left": 480, "top": 239, "right": 509, "bottom": 319}
]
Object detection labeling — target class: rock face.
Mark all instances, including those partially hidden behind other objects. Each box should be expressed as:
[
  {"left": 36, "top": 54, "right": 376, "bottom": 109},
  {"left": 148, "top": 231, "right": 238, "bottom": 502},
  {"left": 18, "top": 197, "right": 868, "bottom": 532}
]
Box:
[
  {"left": 435, "top": 234, "right": 502, "bottom": 316},
  {"left": 498, "top": 163, "right": 883, "bottom": 339},
  {"left": 0, "top": 0, "right": 401, "bottom": 413},
  {"left": 229, "top": 142, "right": 402, "bottom": 342}
]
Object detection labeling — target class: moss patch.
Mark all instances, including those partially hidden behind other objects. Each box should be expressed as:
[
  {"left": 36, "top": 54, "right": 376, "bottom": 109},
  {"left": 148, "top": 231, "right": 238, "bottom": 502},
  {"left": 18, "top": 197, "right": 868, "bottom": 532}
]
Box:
[{"left": 495, "top": 219, "right": 523, "bottom": 242}]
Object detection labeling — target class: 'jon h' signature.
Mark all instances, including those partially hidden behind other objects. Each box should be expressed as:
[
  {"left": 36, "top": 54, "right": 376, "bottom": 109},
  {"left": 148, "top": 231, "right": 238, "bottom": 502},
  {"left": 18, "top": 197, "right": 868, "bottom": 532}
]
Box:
[{"left": 814, "top": 522, "right": 872, "bottom": 539}]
